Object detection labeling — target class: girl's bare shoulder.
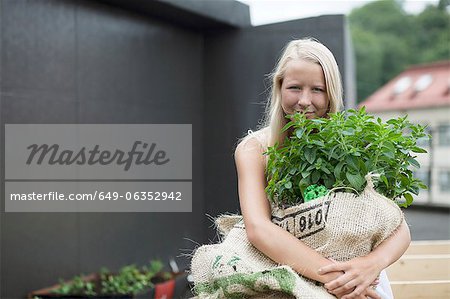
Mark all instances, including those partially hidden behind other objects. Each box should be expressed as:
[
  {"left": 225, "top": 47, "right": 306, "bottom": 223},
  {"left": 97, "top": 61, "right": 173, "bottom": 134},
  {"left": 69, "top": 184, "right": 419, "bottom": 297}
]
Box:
[{"left": 234, "top": 127, "right": 269, "bottom": 162}]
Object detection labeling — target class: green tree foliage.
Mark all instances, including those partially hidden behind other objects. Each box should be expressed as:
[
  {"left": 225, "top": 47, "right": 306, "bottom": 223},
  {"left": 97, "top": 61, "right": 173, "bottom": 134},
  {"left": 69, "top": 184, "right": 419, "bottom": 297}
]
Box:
[
  {"left": 350, "top": 28, "right": 384, "bottom": 101},
  {"left": 415, "top": 1, "right": 450, "bottom": 62},
  {"left": 349, "top": 0, "right": 450, "bottom": 103}
]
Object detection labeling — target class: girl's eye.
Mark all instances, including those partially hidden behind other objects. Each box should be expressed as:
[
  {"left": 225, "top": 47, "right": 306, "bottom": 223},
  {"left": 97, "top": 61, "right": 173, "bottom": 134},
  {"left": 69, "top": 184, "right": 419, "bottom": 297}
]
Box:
[
  {"left": 313, "top": 87, "right": 325, "bottom": 92},
  {"left": 288, "top": 86, "right": 301, "bottom": 90}
]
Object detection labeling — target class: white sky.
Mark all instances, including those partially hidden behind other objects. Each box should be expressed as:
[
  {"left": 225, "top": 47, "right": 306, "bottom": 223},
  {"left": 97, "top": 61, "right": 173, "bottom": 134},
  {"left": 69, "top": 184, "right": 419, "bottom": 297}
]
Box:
[{"left": 237, "top": 0, "right": 440, "bottom": 26}]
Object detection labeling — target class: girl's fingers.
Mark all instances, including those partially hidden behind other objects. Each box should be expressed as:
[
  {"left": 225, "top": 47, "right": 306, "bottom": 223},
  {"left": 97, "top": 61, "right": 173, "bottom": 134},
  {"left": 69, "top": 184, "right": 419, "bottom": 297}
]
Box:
[
  {"left": 370, "top": 278, "right": 380, "bottom": 286},
  {"left": 340, "top": 286, "right": 381, "bottom": 299},
  {"left": 318, "top": 262, "right": 346, "bottom": 274},
  {"left": 329, "top": 283, "right": 356, "bottom": 296},
  {"left": 324, "top": 271, "right": 356, "bottom": 291},
  {"left": 342, "top": 283, "right": 370, "bottom": 299},
  {"left": 365, "top": 287, "right": 382, "bottom": 299}
]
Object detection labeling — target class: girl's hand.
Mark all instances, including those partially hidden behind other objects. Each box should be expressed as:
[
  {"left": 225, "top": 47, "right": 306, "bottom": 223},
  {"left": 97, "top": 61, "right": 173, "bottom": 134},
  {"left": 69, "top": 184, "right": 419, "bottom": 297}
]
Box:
[
  {"left": 346, "top": 287, "right": 381, "bottom": 299},
  {"left": 318, "top": 256, "right": 382, "bottom": 298},
  {"left": 332, "top": 283, "right": 381, "bottom": 299}
]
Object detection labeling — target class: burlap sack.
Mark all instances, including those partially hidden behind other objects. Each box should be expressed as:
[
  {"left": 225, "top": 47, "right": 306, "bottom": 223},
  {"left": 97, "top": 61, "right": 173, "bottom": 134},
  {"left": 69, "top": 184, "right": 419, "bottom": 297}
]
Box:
[{"left": 191, "top": 174, "right": 404, "bottom": 298}]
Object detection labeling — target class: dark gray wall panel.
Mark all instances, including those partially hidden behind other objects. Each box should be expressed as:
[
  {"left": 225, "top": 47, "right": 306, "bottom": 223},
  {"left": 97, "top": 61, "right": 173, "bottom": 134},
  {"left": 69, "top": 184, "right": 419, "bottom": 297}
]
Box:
[
  {"left": 2, "top": 0, "right": 76, "bottom": 93},
  {"left": 78, "top": 213, "right": 200, "bottom": 273},
  {"left": 1, "top": 93, "right": 78, "bottom": 123},
  {"left": 1, "top": 213, "right": 79, "bottom": 295},
  {"left": 76, "top": 4, "right": 204, "bottom": 119}
]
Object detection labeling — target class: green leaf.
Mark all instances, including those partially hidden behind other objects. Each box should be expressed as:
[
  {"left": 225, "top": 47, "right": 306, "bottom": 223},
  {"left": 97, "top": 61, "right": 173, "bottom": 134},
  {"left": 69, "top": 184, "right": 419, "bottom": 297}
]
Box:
[
  {"left": 312, "top": 118, "right": 326, "bottom": 124},
  {"left": 312, "top": 170, "right": 321, "bottom": 184},
  {"left": 311, "top": 140, "right": 325, "bottom": 147},
  {"left": 411, "top": 146, "right": 427, "bottom": 153},
  {"left": 295, "top": 128, "right": 305, "bottom": 139},
  {"left": 299, "top": 177, "right": 310, "bottom": 197},
  {"left": 306, "top": 164, "right": 315, "bottom": 172},
  {"left": 365, "top": 160, "right": 374, "bottom": 171},
  {"left": 324, "top": 176, "right": 335, "bottom": 189},
  {"left": 320, "top": 164, "right": 331, "bottom": 175},
  {"left": 301, "top": 170, "right": 311, "bottom": 178},
  {"left": 334, "top": 161, "right": 345, "bottom": 180},
  {"left": 418, "top": 182, "right": 428, "bottom": 189},
  {"left": 382, "top": 148, "right": 395, "bottom": 159},
  {"left": 381, "top": 175, "right": 389, "bottom": 187},
  {"left": 409, "top": 185, "right": 419, "bottom": 195},
  {"left": 407, "top": 157, "right": 420, "bottom": 168},
  {"left": 305, "top": 147, "right": 316, "bottom": 164},
  {"left": 284, "top": 181, "right": 292, "bottom": 189},
  {"left": 342, "top": 128, "right": 355, "bottom": 135},
  {"left": 346, "top": 172, "right": 365, "bottom": 190},
  {"left": 281, "top": 121, "right": 296, "bottom": 133},
  {"left": 346, "top": 155, "right": 359, "bottom": 171},
  {"left": 403, "top": 193, "right": 414, "bottom": 206},
  {"left": 383, "top": 141, "right": 396, "bottom": 153},
  {"left": 358, "top": 159, "right": 367, "bottom": 174},
  {"left": 328, "top": 144, "right": 340, "bottom": 160},
  {"left": 387, "top": 119, "right": 397, "bottom": 125},
  {"left": 400, "top": 173, "right": 409, "bottom": 187}
]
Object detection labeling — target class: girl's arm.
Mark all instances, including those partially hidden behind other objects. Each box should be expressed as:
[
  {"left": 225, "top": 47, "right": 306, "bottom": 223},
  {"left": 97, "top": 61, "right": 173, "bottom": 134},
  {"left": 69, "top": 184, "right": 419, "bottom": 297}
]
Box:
[
  {"left": 319, "top": 218, "right": 411, "bottom": 299},
  {"left": 234, "top": 137, "right": 343, "bottom": 284}
]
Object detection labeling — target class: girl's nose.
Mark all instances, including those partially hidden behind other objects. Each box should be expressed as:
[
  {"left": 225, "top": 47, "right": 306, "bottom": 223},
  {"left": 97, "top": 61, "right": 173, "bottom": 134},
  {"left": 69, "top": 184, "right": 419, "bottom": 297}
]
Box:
[{"left": 298, "top": 91, "right": 312, "bottom": 107}]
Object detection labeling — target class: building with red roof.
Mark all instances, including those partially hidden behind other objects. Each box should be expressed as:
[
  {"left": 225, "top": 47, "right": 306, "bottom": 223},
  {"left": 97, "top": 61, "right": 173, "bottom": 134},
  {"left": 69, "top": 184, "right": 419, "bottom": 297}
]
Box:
[
  {"left": 360, "top": 61, "right": 450, "bottom": 112},
  {"left": 359, "top": 61, "right": 450, "bottom": 207}
]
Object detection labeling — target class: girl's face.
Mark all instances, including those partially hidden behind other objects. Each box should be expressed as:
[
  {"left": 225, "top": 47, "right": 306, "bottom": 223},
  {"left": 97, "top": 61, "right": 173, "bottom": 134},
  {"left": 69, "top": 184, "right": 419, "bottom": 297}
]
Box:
[{"left": 280, "top": 59, "right": 329, "bottom": 119}]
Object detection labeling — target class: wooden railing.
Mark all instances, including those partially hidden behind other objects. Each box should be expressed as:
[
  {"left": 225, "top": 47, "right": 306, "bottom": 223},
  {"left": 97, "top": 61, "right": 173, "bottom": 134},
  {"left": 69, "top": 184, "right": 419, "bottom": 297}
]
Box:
[{"left": 387, "top": 240, "right": 450, "bottom": 299}]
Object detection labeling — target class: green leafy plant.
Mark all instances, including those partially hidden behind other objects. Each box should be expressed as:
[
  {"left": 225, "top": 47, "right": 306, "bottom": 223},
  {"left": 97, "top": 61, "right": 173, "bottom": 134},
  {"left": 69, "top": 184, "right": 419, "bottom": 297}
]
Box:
[
  {"left": 52, "top": 275, "right": 96, "bottom": 296},
  {"left": 264, "top": 107, "right": 429, "bottom": 207},
  {"left": 100, "top": 264, "right": 154, "bottom": 295},
  {"left": 52, "top": 260, "right": 171, "bottom": 296}
]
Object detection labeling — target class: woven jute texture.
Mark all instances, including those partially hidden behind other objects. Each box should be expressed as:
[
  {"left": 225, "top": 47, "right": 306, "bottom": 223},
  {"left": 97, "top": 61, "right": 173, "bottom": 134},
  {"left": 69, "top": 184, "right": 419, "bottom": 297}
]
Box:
[{"left": 191, "top": 174, "right": 404, "bottom": 298}]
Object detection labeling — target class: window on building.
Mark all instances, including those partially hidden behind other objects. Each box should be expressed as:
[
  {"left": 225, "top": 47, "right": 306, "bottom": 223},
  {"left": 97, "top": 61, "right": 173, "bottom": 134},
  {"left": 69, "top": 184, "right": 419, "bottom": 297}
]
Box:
[
  {"left": 438, "top": 124, "right": 450, "bottom": 146},
  {"left": 414, "top": 74, "right": 433, "bottom": 92},
  {"left": 393, "top": 76, "right": 411, "bottom": 95},
  {"left": 438, "top": 170, "right": 450, "bottom": 192}
]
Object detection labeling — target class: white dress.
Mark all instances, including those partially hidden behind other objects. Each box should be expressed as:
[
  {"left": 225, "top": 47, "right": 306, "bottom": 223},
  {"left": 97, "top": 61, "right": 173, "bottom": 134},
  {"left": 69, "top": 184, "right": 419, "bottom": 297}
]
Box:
[{"left": 376, "top": 270, "right": 394, "bottom": 299}]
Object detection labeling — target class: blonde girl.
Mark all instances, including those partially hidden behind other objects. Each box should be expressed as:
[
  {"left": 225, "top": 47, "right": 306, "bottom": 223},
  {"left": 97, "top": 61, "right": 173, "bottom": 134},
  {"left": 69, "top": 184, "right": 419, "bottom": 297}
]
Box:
[{"left": 234, "top": 38, "right": 410, "bottom": 299}]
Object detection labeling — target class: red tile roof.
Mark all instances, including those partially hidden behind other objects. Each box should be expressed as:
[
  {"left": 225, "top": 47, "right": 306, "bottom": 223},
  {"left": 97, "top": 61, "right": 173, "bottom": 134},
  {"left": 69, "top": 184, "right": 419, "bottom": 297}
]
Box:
[{"left": 358, "top": 61, "right": 450, "bottom": 112}]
